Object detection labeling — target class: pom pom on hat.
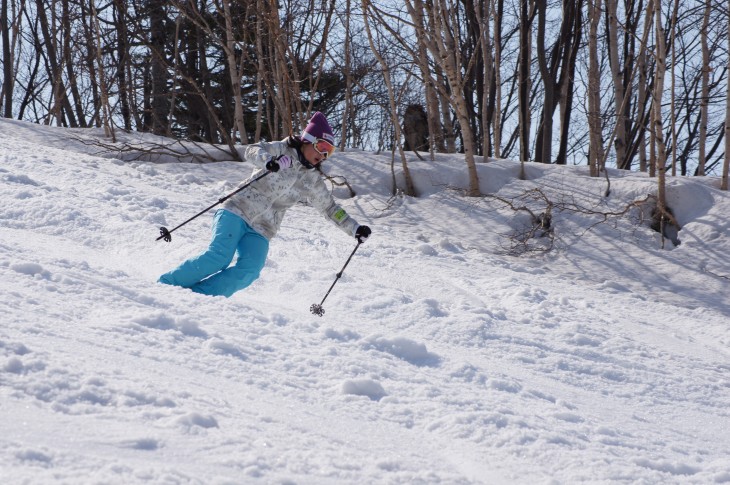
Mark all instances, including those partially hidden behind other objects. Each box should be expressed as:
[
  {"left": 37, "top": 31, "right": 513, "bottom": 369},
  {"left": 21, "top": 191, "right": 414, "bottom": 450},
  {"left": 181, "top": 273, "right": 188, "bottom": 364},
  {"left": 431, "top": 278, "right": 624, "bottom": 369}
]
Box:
[{"left": 301, "top": 112, "right": 335, "bottom": 145}]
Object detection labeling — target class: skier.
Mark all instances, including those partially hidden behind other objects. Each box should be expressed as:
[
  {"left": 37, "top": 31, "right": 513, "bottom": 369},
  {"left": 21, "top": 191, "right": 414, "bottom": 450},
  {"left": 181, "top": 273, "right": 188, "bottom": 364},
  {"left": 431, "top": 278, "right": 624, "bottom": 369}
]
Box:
[{"left": 158, "top": 112, "right": 371, "bottom": 297}]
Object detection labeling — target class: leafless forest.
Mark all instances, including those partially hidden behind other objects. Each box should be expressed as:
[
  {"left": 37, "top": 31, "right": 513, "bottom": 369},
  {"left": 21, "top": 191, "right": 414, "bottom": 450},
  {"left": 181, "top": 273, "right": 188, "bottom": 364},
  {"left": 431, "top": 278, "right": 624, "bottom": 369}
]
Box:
[{"left": 1, "top": 0, "right": 729, "bottom": 196}]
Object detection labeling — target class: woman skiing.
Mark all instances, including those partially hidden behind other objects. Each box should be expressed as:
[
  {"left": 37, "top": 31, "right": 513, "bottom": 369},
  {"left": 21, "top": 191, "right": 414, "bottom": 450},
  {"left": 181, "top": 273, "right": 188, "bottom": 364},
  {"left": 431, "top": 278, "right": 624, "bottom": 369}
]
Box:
[{"left": 158, "top": 112, "right": 371, "bottom": 297}]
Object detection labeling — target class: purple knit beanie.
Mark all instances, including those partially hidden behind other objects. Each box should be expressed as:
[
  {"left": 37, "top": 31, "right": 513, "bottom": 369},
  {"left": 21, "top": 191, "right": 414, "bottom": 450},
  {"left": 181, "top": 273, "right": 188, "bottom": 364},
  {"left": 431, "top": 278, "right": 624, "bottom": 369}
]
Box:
[{"left": 301, "top": 112, "right": 335, "bottom": 145}]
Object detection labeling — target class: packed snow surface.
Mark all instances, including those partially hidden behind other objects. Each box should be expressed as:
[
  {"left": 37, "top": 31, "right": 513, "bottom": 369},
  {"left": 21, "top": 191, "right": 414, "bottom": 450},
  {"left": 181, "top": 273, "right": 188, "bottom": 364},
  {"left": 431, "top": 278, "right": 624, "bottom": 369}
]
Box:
[{"left": 1, "top": 119, "right": 729, "bottom": 484}]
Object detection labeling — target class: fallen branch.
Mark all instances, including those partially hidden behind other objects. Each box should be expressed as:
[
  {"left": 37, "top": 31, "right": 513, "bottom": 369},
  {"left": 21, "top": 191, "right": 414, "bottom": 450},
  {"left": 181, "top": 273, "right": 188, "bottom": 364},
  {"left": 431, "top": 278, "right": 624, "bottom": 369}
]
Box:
[
  {"left": 65, "top": 132, "right": 240, "bottom": 164},
  {"left": 482, "top": 189, "right": 658, "bottom": 255}
]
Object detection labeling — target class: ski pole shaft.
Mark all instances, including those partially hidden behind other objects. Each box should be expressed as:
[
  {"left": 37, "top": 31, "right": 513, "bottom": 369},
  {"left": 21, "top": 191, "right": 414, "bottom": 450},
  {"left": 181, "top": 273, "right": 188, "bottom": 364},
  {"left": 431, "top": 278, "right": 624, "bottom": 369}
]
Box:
[
  {"left": 310, "top": 240, "right": 362, "bottom": 316},
  {"left": 157, "top": 169, "right": 271, "bottom": 242}
]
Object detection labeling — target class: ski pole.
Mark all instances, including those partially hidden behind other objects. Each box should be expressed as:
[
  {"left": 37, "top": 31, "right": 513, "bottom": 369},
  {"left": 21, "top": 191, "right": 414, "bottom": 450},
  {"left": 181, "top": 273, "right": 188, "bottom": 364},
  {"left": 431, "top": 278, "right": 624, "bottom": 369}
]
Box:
[
  {"left": 157, "top": 169, "right": 272, "bottom": 242},
  {"left": 310, "top": 240, "right": 363, "bottom": 317}
]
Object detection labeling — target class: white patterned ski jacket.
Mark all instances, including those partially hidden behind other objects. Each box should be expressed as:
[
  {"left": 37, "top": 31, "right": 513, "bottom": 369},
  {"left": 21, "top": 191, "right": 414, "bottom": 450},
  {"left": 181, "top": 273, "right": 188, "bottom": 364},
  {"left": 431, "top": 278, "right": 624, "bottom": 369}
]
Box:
[{"left": 223, "top": 138, "right": 360, "bottom": 241}]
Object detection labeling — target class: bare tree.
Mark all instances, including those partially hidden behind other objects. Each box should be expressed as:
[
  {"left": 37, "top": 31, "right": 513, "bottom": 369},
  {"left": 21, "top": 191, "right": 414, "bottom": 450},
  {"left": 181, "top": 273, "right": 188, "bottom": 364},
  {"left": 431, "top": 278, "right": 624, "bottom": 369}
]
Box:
[
  {"left": 491, "top": 0, "right": 503, "bottom": 158},
  {"left": 636, "top": 0, "right": 653, "bottom": 173},
  {"left": 669, "top": 0, "right": 678, "bottom": 176},
  {"left": 606, "top": 0, "right": 627, "bottom": 168},
  {"left": 407, "top": 1, "right": 446, "bottom": 154},
  {"left": 90, "top": 0, "right": 113, "bottom": 138},
  {"left": 474, "top": 0, "right": 494, "bottom": 158},
  {"left": 1, "top": 0, "right": 727, "bottom": 189},
  {"left": 402, "top": 0, "right": 481, "bottom": 194},
  {"left": 1, "top": 0, "right": 12, "bottom": 117},
  {"left": 587, "top": 0, "right": 604, "bottom": 177},
  {"left": 723, "top": 0, "right": 730, "bottom": 191},
  {"left": 534, "top": 0, "right": 582, "bottom": 165},
  {"left": 148, "top": 0, "right": 169, "bottom": 135},
  {"left": 221, "top": 0, "right": 249, "bottom": 143},
  {"left": 421, "top": 0, "right": 480, "bottom": 194},
  {"left": 362, "top": 0, "right": 416, "bottom": 196},
  {"left": 555, "top": 0, "right": 581, "bottom": 166},
  {"left": 652, "top": 0, "right": 671, "bottom": 231},
  {"left": 518, "top": 0, "right": 533, "bottom": 164},
  {"left": 340, "top": 0, "right": 353, "bottom": 152},
  {"left": 112, "top": 0, "right": 132, "bottom": 131},
  {"left": 697, "top": 0, "right": 711, "bottom": 176}
]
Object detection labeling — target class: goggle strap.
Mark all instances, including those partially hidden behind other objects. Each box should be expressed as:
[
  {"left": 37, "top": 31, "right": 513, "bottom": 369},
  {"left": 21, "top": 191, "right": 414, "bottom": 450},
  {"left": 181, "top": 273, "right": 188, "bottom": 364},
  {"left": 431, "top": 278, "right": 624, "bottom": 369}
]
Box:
[{"left": 301, "top": 132, "right": 318, "bottom": 144}]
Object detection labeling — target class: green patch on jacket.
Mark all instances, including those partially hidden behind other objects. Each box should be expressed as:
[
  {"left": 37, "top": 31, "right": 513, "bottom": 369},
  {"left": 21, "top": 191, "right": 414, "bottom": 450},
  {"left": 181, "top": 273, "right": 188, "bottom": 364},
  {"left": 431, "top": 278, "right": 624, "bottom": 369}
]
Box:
[{"left": 333, "top": 208, "right": 348, "bottom": 223}]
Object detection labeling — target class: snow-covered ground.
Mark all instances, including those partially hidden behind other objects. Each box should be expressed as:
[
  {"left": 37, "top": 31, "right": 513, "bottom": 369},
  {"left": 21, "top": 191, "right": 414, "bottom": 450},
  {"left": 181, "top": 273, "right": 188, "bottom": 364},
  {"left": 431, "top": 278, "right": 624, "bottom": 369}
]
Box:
[{"left": 1, "top": 118, "right": 729, "bottom": 484}]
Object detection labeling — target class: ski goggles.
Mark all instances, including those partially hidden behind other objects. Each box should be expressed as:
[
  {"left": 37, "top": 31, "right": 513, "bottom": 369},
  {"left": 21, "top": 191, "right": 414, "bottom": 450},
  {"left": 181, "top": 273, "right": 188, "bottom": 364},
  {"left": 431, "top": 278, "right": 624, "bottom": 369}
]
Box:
[
  {"left": 313, "top": 139, "right": 336, "bottom": 160},
  {"left": 302, "top": 131, "right": 336, "bottom": 159}
]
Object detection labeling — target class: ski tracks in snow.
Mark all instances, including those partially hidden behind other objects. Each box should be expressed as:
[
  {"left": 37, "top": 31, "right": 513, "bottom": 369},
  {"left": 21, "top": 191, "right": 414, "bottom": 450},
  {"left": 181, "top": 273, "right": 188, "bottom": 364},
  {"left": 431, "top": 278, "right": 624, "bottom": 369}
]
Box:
[{"left": 3, "top": 121, "right": 730, "bottom": 483}]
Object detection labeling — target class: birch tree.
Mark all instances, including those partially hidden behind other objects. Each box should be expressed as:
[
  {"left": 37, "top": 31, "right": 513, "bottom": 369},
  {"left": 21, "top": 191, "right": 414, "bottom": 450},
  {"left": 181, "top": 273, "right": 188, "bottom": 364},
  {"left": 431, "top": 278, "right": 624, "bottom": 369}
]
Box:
[
  {"left": 361, "top": 0, "right": 416, "bottom": 196},
  {"left": 652, "top": 0, "right": 669, "bottom": 219},
  {"left": 406, "top": 0, "right": 481, "bottom": 195},
  {"left": 587, "top": 0, "right": 603, "bottom": 177},
  {"left": 606, "top": 0, "right": 627, "bottom": 168}
]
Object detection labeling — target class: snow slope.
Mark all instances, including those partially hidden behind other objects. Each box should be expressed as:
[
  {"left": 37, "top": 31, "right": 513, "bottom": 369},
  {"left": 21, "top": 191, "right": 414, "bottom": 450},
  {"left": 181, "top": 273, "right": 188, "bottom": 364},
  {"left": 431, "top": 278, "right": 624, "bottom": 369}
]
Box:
[{"left": 1, "top": 118, "right": 729, "bottom": 484}]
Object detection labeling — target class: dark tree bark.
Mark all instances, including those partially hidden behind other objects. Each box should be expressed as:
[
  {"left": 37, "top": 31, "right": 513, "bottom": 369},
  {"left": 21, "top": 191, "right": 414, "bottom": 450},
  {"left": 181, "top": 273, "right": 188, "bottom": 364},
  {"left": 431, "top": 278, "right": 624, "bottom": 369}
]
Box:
[
  {"left": 62, "top": 0, "right": 86, "bottom": 127},
  {"left": 149, "top": 0, "right": 169, "bottom": 135},
  {"left": 35, "top": 0, "right": 77, "bottom": 126},
  {"left": 1, "top": 0, "right": 12, "bottom": 117},
  {"left": 518, "top": 0, "right": 532, "bottom": 162},
  {"left": 535, "top": 0, "right": 581, "bottom": 164},
  {"left": 113, "top": 0, "right": 132, "bottom": 131}
]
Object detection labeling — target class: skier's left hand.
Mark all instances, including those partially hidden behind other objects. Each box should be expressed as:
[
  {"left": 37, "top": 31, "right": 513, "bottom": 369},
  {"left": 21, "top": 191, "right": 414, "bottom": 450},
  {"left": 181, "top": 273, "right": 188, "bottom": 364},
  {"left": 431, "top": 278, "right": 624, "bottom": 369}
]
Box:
[{"left": 355, "top": 225, "right": 371, "bottom": 243}]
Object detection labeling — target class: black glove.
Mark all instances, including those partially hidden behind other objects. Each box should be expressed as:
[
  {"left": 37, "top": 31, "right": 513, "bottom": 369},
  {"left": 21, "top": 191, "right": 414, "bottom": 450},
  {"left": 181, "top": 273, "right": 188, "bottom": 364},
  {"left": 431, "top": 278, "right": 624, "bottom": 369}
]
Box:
[
  {"left": 355, "top": 225, "right": 371, "bottom": 243},
  {"left": 265, "top": 160, "right": 280, "bottom": 172}
]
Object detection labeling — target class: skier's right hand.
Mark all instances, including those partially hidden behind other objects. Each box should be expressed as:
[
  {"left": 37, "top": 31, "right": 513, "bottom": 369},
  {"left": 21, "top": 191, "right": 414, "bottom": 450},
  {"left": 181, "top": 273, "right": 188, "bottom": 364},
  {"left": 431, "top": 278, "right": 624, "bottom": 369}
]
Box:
[
  {"left": 278, "top": 155, "right": 293, "bottom": 170},
  {"left": 266, "top": 156, "right": 292, "bottom": 173}
]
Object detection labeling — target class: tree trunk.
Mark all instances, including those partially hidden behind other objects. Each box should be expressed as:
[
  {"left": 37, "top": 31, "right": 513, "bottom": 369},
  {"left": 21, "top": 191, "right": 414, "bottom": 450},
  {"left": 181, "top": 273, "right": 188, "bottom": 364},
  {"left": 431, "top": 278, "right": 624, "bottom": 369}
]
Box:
[
  {"left": 535, "top": 0, "right": 554, "bottom": 164},
  {"left": 435, "top": 60, "right": 455, "bottom": 151},
  {"left": 63, "top": 0, "right": 86, "bottom": 127},
  {"left": 362, "top": 0, "right": 416, "bottom": 197},
  {"left": 222, "top": 0, "right": 248, "bottom": 144},
  {"left": 113, "top": 0, "right": 132, "bottom": 131},
  {"left": 475, "top": 0, "right": 493, "bottom": 158},
  {"left": 431, "top": 0, "right": 480, "bottom": 193},
  {"left": 408, "top": 0, "right": 444, "bottom": 156},
  {"left": 654, "top": 0, "right": 668, "bottom": 213},
  {"left": 36, "top": 0, "right": 77, "bottom": 126},
  {"left": 1, "top": 0, "right": 12, "bottom": 117},
  {"left": 492, "top": 0, "right": 503, "bottom": 159},
  {"left": 556, "top": 0, "right": 581, "bottom": 166},
  {"left": 636, "top": 0, "right": 652, "bottom": 173},
  {"left": 669, "top": 0, "right": 679, "bottom": 176},
  {"left": 698, "top": 0, "right": 710, "bottom": 176},
  {"left": 518, "top": 0, "right": 532, "bottom": 163},
  {"left": 606, "top": 0, "right": 628, "bottom": 168},
  {"left": 723, "top": 0, "right": 730, "bottom": 191},
  {"left": 302, "top": 0, "right": 336, "bottom": 120},
  {"left": 269, "top": 6, "right": 294, "bottom": 134},
  {"left": 340, "top": 0, "right": 352, "bottom": 151},
  {"left": 149, "top": 0, "right": 169, "bottom": 135},
  {"left": 255, "top": 0, "right": 267, "bottom": 142},
  {"left": 91, "top": 0, "right": 113, "bottom": 139},
  {"left": 587, "top": 0, "right": 603, "bottom": 177}
]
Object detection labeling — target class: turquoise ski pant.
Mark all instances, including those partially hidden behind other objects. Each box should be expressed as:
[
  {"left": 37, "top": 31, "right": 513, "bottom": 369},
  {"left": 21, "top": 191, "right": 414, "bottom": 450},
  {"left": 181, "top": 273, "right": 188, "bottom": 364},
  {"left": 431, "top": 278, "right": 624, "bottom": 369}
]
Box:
[{"left": 158, "top": 209, "right": 269, "bottom": 297}]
